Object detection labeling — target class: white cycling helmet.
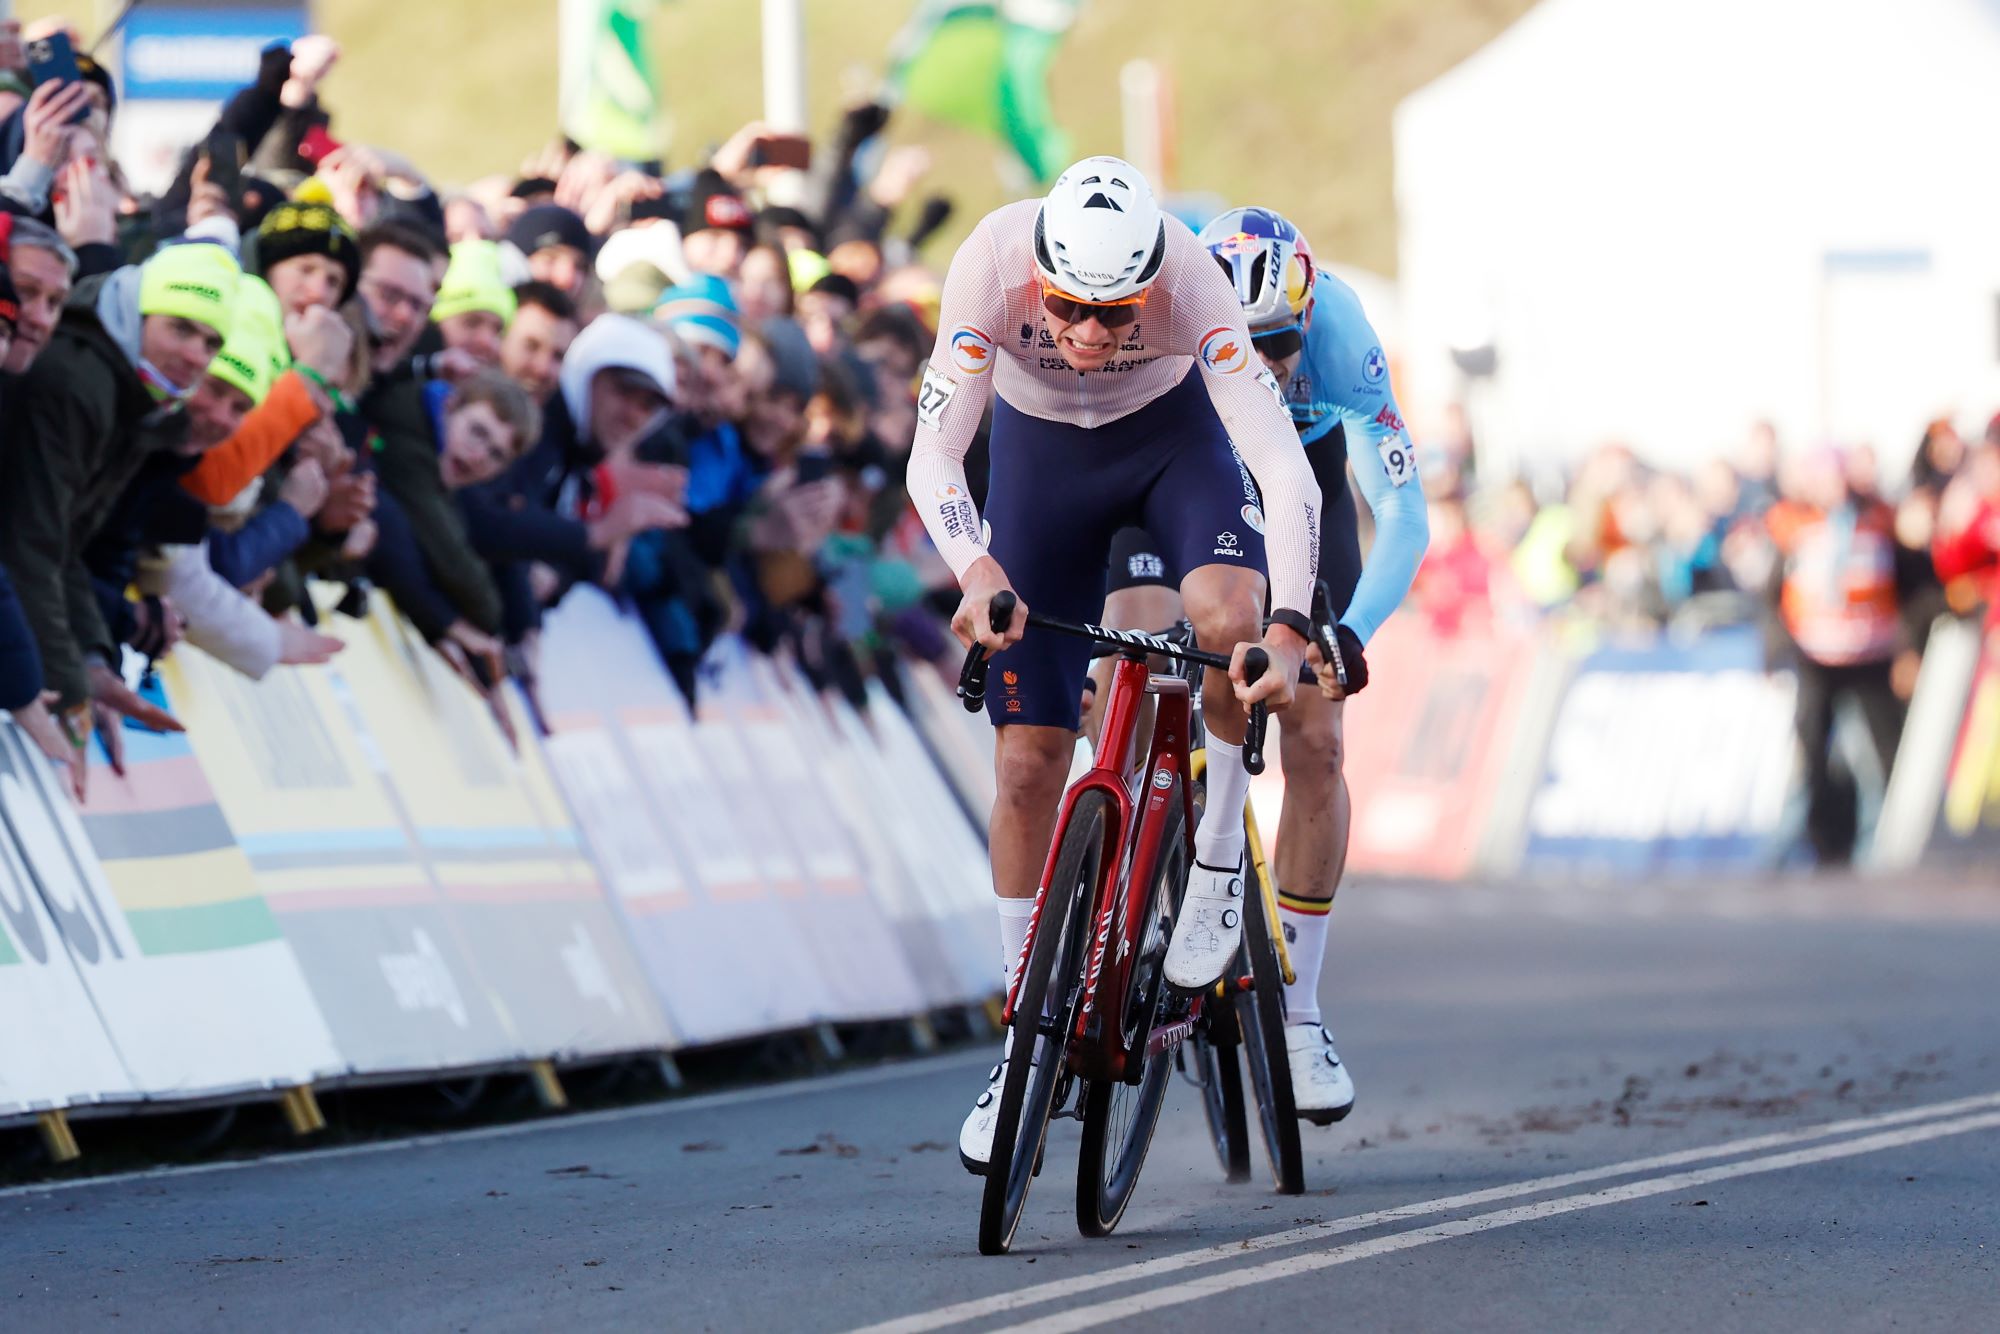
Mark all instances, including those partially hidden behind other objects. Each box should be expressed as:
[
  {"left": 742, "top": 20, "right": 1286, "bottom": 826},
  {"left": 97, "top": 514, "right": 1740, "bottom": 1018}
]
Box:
[
  {"left": 1197, "top": 206, "right": 1316, "bottom": 330},
  {"left": 1033, "top": 155, "right": 1167, "bottom": 304}
]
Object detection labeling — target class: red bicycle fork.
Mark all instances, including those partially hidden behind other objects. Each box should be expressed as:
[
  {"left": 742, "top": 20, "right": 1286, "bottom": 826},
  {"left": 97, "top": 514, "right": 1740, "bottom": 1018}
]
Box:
[{"left": 1000, "top": 657, "right": 1201, "bottom": 1085}]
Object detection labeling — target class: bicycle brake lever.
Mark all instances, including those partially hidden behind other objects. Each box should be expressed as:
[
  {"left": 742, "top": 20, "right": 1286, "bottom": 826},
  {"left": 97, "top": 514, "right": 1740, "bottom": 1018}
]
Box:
[
  {"left": 1312, "top": 579, "right": 1349, "bottom": 692},
  {"left": 1241, "top": 646, "right": 1269, "bottom": 776},
  {"left": 956, "top": 589, "right": 1018, "bottom": 712}
]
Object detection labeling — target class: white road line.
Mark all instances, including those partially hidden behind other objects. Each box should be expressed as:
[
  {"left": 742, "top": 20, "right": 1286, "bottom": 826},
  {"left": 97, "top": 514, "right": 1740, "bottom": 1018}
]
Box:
[
  {"left": 0, "top": 1048, "right": 992, "bottom": 1203},
  {"left": 1012, "top": 1107, "right": 2000, "bottom": 1333},
  {"left": 854, "top": 1088, "right": 2000, "bottom": 1334}
]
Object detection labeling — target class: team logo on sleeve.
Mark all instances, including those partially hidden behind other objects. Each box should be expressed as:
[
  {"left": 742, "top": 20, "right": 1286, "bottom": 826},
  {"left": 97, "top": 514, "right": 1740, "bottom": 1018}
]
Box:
[
  {"left": 1199, "top": 327, "right": 1249, "bottom": 375},
  {"left": 1362, "top": 345, "right": 1387, "bottom": 385},
  {"left": 950, "top": 325, "right": 996, "bottom": 375},
  {"left": 1241, "top": 504, "right": 1266, "bottom": 535},
  {"left": 935, "top": 482, "right": 980, "bottom": 540}
]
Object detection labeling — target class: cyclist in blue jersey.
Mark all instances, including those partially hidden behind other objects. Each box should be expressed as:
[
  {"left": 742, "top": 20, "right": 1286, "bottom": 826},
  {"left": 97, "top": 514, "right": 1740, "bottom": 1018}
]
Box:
[{"left": 1099, "top": 207, "right": 1428, "bottom": 1122}]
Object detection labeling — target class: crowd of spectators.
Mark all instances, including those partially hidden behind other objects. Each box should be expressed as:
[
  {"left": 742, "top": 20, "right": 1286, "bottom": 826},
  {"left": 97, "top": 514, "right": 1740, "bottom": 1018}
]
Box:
[
  {"left": 1402, "top": 411, "right": 2000, "bottom": 863},
  {"left": 0, "top": 24, "right": 965, "bottom": 801},
  {"left": 3, "top": 19, "right": 1997, "bottom": 870}
]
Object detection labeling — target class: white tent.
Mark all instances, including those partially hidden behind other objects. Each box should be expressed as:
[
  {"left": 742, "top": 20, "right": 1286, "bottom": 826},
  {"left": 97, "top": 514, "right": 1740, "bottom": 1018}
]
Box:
[{"left": 1394, "top": 0, "right": 2000, "bottom": 481}]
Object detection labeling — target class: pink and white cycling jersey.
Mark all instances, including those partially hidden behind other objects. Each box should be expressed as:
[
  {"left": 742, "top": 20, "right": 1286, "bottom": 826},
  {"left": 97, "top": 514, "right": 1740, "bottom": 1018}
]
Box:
[{"left": 906, "top": 199, "right": 1323, "bottom": 616}]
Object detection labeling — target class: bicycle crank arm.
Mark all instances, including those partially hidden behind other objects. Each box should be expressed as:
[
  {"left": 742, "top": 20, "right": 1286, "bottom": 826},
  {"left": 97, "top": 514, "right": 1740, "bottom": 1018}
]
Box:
[{"left": 1144, "top": 1015, "right": 1199, "bottom": 1058}]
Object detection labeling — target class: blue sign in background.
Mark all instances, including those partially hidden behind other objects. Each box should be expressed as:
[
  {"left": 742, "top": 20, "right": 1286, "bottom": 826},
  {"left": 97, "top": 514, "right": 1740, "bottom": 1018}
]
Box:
[
  {"left": 1521, "top": 627, "right": 1798, "bottom": 875},
  {"left": 120, "top": 6, "right": 310, "bottom": 102}
]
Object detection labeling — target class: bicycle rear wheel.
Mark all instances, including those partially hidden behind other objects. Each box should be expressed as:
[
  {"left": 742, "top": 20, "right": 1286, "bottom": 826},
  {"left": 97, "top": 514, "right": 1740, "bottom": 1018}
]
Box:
[
  {"left": 1188, "top": 994, "right": 1251, "bottom": 1182},
  {"left": 1076, "top": 783, "right": 1186, "bottom": 1236},
  {"left": 1237, "top": 836, "right": 1305, "bottom": 1195},
  {"left": 977, "top": 791, "right": 1107, "bottom": 1256}
]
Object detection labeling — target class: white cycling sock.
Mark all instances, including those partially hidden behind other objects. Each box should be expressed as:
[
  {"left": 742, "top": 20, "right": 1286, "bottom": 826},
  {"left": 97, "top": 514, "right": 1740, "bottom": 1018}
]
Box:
[
  {"left": 1279, "top": 898, "right": 1332, "bottom": 1026},
  {"left": 997, "top": 896, "right": 1035, "bottom": 994},
  {"left": 1195, "top": 736, "right": 1250, "bottom": 869}
]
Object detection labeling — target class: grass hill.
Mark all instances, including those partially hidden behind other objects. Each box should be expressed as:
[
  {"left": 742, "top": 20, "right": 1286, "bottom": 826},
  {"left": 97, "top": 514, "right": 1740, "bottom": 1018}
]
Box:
[{"left": 36, "top": 0, "right": 1535, "bottom": 273}]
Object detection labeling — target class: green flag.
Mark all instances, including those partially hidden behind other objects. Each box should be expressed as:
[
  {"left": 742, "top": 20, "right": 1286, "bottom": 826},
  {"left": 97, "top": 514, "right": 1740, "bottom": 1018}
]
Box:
[
  {"left": 887, "top": 0, "right": 1083, "bottom": 184},
  {"left": 559, "top": 0, "right": 667, "bottom": 162}
]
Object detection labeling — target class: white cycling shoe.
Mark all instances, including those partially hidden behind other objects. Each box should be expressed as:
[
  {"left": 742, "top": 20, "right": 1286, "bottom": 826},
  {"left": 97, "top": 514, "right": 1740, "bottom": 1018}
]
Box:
[
  {"left": 1163, "top": 856, "right": 1245, "bottom": 992},
  {"left": 1287, "top": 1023, "right": 1356, "bottom": 1125},
  {"left": 960, "top": 1054, "right": 1024, "bottom": 1174}
]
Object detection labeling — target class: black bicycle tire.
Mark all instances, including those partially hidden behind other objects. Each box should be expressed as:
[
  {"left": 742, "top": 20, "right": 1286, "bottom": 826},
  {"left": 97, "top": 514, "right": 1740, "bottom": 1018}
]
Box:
[
  {"left": 977, "top": 792, "right": 1107, "bottom": 1256},
  {"left": 1192, "top": 998, "right": 1252, "bottom": 1182},
  {"left": 1184, "top": 759, "right": 1251, "bottom": 1181},
  {"left": 1237, "top": 833, "right": 1306, "bottom": 1195},
  {"left": 1075, "top": 783, "right": 1186, "bottom": 1236}
]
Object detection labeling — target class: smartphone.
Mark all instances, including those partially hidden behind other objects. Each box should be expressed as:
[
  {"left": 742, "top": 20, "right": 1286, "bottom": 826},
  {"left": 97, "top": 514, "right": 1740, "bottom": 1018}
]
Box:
[
  {"left": 298, "top": 123, "right": 343, "bottom": 167},
  {"left": 201, "top": 127, "right": 246, "bottom": 196},
  {"left": 749, "top": 133, "right": 812, "bottom": 171},
  {"left": 24, "top": 31, "right": 90, "bottom": 124},
  {"left": 794, "top": 452, "right": 835, "bottom": 484}
]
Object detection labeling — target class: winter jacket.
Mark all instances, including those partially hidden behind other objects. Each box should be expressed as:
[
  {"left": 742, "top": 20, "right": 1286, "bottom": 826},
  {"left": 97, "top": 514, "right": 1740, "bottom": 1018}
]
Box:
[{"left": 0, "top": 268, "right": 191, "bottom": 706}]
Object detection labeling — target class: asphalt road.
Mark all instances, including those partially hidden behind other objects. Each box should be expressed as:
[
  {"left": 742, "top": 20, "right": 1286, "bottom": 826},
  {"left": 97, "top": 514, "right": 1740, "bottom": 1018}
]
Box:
[{"left": 4, "top": 874, "right": 1996, "bottom": 1332}]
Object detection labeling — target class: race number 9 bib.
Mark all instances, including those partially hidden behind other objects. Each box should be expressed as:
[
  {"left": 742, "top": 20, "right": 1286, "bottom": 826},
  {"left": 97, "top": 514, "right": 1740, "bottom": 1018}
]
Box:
[
  {"left": 1379, "top": 436, "right": 1416, "bottom": 488},
  {"left": 917, "top": 366, "right": 956, "bottom": 431}
]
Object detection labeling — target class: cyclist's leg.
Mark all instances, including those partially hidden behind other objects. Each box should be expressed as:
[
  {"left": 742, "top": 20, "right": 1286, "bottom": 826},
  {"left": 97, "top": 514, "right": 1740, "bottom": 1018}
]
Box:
[
  {"left": 1087, "top": 528, "right": 1183, "bottom": 746},
  {"left": 1273, "top": 430, "right": 1363, "bottom": 1117},
  {"left": 1138, "top": 378, "right": 1272, "bottom": 989},
  {"left": 1275, "top": 428, "right": 1364, "bottom": 1016},
  {"left": 961, "top": 396, "right": 1161, "bottom": 1165}
]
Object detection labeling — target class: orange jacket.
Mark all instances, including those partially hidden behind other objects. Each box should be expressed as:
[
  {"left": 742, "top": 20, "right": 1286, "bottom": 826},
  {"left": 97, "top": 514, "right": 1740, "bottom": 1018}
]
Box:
[
  {"left": 179, "top": 371, "right": 325, "bottom": 508},
  {"left": 1767, "top": 499, "right": 1901, "bottom": 665}
]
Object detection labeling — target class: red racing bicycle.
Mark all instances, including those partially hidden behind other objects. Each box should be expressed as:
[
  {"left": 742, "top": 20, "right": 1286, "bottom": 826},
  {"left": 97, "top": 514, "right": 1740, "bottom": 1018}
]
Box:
[{"left": 957, "top": 591, "right": 1298, "bottom": 1255}]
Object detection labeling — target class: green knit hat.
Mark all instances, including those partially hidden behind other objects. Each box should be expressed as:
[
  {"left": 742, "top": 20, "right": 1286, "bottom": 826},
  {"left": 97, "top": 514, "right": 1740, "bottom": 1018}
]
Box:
[
  {"left": 139, "top": 242, "right": 242, "bottom": 340},
  {"left": 432, "top": 240, "right": 517, "bottom": 326},
  {"left": 207, "top": 277, "right": 286, "bottom": 404}
]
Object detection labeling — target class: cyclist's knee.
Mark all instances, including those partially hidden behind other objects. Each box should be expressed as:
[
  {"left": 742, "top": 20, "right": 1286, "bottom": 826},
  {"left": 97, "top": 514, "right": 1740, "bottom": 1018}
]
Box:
[
  {"left": 994, "top": 725, "right": 1075, "bottom": 802},
  {"left": 1180, "top": 571, "right": 1262, "bottom": 650},
  {"left": 1280, "top": 703, "right": 1344, "bottom": 791}
]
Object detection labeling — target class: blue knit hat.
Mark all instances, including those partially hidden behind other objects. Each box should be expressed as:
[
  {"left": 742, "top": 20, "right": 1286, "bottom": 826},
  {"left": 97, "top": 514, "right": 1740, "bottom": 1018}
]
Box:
[{"left": 653, "top": 273, "right": 740, "bottom": 360}]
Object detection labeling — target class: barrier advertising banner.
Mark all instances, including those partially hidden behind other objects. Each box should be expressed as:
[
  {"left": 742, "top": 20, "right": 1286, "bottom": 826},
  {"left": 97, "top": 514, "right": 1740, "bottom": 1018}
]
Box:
[
  {"left": 538, "top": 589, "right": 840, "bottom": 1042},
  {"left": 1522, "top": 628, "right": 1798, "bottom": 874},
  {"left": 1933, "top": 631, "right": 2000, "bottom": 859},
  {"left": 0, "top": 726, "right": 141, "bottom": 1116},
  {"left": 1335, "top": 618, "right": 1546, "bottom": 879},
  {"left": 2, "top": 683, "right": 339, "bottom": 1103},
  {"left": 173, "top": 594, "right": 667, "bottom": 1076}
]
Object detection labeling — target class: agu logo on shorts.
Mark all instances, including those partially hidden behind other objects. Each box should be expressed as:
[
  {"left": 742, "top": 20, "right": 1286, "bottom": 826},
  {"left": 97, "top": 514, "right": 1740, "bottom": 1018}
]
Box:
[
  {"left": 950, "top": 325, "right": 995, "bottom": 375},
  {"left": 1199, "top": 327, "right": 1249, "bottom": 375}
]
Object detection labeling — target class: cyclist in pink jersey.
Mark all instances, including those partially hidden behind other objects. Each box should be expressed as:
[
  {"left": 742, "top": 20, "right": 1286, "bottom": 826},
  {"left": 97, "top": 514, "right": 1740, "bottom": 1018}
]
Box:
[{"left": 905, "top": 156, "right": 1324, "bottom": 1172}]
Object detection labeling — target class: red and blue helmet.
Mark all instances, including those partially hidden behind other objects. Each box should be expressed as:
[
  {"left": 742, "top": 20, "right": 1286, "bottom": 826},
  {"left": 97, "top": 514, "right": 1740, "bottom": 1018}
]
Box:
[{"left": 1197, "top": 207, "right": 1316, "bottom": 330}]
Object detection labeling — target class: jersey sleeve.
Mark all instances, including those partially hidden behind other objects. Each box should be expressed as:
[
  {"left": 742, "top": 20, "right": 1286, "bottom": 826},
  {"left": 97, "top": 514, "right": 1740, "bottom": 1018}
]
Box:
[
  {"left": 1170, "top": 234, "right": 1322, "bottom": 618},
  {"left": 904, "top": 215, "right": 1005, "bottom": 585},
  {"left": 1322, "top": 289, "right": 1429, "bottom": 643}
]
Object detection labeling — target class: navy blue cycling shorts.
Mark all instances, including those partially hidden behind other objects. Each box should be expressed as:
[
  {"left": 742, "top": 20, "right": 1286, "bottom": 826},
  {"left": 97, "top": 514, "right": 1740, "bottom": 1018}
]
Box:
[
  {"left": 982, "top": 370, "right": 1267, "bottom": 730},
  {"left": 1107, "top": 422, "right": 1363, "bottom": 623}
]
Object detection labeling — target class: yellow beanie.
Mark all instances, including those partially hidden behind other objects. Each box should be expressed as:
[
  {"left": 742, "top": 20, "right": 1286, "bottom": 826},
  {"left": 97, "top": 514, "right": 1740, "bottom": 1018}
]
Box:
[
  {"left": 139, "top": 242, "right": 241, "bottom": 340},
  {"left": 432, "top": 240, "right": 517, "bottom": 326},
  {"left": 206, "top": 279, "right": 286, "bottom": 405}
]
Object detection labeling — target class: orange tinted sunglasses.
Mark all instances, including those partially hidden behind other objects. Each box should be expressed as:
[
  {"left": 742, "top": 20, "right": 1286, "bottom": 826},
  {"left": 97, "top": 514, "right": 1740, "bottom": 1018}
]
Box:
[{"left": 1039, "top": 278, "right": 1147, "bottom": 328}]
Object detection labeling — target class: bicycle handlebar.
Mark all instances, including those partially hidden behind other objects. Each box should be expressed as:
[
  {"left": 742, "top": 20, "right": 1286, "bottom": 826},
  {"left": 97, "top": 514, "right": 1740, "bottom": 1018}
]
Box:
[{"left": 954, "top": 592, "right": 1317, "bottom": 738}]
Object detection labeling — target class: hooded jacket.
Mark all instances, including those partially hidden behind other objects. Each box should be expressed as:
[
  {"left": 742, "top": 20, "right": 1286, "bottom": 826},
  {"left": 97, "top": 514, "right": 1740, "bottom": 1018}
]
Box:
[{"left": 0, "top": 268, "right": 191, "bottom": 706}]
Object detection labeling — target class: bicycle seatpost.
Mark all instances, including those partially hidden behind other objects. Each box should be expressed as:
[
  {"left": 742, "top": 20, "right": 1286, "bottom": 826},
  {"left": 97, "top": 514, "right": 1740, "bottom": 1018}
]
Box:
[
  {"left": 1240, "top": 646, "right": 1270, "bottom": 776},
  {"left": 956, "top": 589, "right": 1019, "bottom": 712}
]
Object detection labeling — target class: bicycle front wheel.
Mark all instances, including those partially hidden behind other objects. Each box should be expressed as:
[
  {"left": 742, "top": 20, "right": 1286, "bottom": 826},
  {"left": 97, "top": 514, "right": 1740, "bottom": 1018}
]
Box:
[
  {"left": 978, "top": 791, "right": 1107, "bottom": 1256},
  {"left": 1237, "top": 836, "right": 1305, "bottom": 1195},
  {"left": 1075, "top": 781, "right": 1186, "bottom": 1236}
]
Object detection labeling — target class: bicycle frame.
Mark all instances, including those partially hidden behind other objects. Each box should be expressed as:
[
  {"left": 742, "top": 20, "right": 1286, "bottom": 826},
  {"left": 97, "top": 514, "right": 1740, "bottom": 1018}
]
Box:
[{"left": 1001, "top": 653, "right": 1199, "bottom": 1085}]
